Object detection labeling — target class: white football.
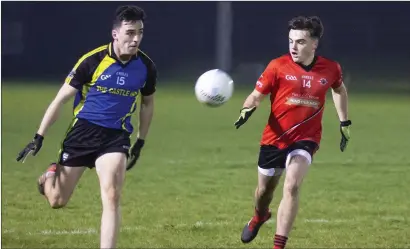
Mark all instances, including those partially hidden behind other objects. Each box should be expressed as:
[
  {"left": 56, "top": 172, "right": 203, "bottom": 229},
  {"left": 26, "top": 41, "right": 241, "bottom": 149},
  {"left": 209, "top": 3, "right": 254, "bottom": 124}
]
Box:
[{"left": 194, "top": 69, "right": 234, "bottom": 107}]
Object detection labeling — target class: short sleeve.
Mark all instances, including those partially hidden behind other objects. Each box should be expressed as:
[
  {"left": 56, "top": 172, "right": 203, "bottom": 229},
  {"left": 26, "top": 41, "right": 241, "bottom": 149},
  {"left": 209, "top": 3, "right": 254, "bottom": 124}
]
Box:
[
  {"left": 140, "top": 60, "right": 157, "bottom": 96},
  {"left": 64, "top": 57, "right": 91, "bottom": 90},
  {"left": 255, "top": 60, "right": 277, "bottom": 95},
  {"left": 332, "top": 62, "right": 343, "bottom": 89}
]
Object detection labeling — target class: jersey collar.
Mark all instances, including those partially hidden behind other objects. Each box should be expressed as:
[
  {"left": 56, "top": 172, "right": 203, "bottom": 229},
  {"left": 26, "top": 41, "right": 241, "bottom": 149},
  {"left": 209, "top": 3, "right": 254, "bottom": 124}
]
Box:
[
  {"left": 107, "top": 42, "right": 138, "bottom": 65},
  {"left": 296, "top": 55, "right": 317, "bottom": 72},
  {"left": 290, "top": 54, "right": 318, "bottom": 72}
]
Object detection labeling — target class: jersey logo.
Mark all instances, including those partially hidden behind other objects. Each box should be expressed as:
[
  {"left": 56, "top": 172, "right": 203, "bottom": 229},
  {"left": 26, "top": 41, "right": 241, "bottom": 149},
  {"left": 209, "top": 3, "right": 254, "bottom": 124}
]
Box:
[
  {"left": 319, "top": 78, "right": 328, "bottom": 85},
  {"left": 285, "top": 75, "right": 298, "bottom": 81},
  {"left": 68, "top": 70, "right": 76, "bottom": 78},
  {"left": 100, "top": 74, "right": 112, "bottom": 80},
  {"left": 99, "top": 73, "right": 127, "bottom": 85},
  {"left": 286, "top": 96, "right": 320, "bottom": 109}
]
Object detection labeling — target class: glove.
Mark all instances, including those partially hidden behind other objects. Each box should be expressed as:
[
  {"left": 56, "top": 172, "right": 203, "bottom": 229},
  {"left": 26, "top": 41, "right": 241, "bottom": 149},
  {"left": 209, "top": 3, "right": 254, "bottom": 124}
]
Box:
[
  {"left": 339, "top": 120, "right": 351, "bottom": 152},
  {"left": 16, "top": 133, "right": 44, "bottom": 163},
  {"left": 126, "top": 138, "right": 145, "bottom": 171},
  {"left": 234, "top": 106, "right": 257, "bottom": 129}
]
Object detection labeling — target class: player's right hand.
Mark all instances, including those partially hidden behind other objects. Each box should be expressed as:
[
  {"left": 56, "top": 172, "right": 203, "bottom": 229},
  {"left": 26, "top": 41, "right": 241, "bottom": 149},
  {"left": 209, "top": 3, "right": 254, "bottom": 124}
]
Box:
[
  {"left": 339, "top": 120, "right": 351, "bottom": 152},
  {"left": 234, "top": 106, "right": 257, "bottom": 129},
  {"left": 16, "top": 133, "right": 44, "bottom": 163},
  {"left": 126, "top": 138, "right": 145, "bottom": 171}
]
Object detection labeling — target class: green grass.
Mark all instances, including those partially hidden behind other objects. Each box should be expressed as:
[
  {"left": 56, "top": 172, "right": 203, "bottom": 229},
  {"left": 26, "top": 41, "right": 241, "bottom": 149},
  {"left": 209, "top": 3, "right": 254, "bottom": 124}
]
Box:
[{"left": 2, "top": 82, "right": 410, "bottom": 248}]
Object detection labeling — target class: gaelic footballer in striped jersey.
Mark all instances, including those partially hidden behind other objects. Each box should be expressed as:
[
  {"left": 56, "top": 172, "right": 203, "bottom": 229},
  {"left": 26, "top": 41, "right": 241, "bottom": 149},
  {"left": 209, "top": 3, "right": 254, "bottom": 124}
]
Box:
[{"left": 16, "top": 5, "right": 156, "bottom": 249}]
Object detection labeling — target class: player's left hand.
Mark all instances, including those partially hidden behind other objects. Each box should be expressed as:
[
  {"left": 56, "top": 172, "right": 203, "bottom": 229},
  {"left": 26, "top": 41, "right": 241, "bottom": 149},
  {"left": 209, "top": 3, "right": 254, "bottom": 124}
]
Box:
[
  {"left": 16, "top": 133, "right": 44, "bottom": 163},
  {"left": 126, "top": 138, "right": 145, "bottom": 171},
  {"left": 234, "top": 106, "right": 257, "bottom": 129},
  {"left": 339, "top": 120, "right": 351, "bottom": 152}
]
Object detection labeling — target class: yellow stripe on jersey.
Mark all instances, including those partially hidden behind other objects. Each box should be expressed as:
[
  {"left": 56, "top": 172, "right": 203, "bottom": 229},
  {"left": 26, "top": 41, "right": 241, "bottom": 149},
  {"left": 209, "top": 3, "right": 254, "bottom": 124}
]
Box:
[
  {"left": 55, "top": 117, "right": 79, "bottom": 163},
  {"left": 73, "top": 85, "right": 91, "bottom": 116},
  {"left": 64, "top": 45, "right": 108, "bottom": 85},
  {"left": 121, "top": 93, "right": 140, "bottom": 132},
  {"left": 108, "top": 42, "right": 113, "bottom": 56},
  {"left": 73, "top": 55, "right": 116, "bottom": 117},
  {"left": 91, "top": 55, "right": 116, "bottom": 83}
]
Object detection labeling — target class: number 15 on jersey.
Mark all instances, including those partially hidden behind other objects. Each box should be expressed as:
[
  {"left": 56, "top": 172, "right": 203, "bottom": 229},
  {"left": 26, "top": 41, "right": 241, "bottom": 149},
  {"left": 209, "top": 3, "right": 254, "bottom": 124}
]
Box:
[{"left": 117, "top": 76, "right": 125, "bottom": 85}]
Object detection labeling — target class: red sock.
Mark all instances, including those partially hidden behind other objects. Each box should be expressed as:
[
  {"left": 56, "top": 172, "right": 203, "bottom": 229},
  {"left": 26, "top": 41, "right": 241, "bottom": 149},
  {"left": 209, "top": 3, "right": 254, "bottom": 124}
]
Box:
[
  {"left": 45, "top": 163, "right": 57, "bottom": 177},
  {"left": 273, "top": 234, "right": 288, "bottom": 249}
]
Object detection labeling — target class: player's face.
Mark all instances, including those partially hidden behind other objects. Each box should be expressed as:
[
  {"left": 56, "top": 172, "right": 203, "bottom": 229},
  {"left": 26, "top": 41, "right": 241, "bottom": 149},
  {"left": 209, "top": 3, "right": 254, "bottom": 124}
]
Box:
[
  {"left": 288, "top": 29, "right": 318, "bottom": 65},
  {"left": 112, "top": 20, "right": 144, "bottom": 56}
]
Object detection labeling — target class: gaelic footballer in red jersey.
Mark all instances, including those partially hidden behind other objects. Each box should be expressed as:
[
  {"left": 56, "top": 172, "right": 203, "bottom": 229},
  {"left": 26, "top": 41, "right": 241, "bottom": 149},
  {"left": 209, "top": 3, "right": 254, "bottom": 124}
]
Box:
[
  {"left": 255, "top": 54, "right": 343, "bottom": 149},
  {"left": 234, "top": 16, "right": 351, "bottom": 249}
]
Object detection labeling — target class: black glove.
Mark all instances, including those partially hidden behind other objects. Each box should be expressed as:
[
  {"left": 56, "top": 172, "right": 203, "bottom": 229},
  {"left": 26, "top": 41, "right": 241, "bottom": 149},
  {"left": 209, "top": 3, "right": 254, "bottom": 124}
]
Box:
[
  {"left": 16, "top": 133, "right": 44, "bottom": 163},
  {"left": 234, "top": 106, "right": 257, "bottom": 129},
  {"left": 126, "top": 138, "right": 145, "bottom": 171},
  {"left": 340, "top": 120, "right": 352, "bottom": 152}
]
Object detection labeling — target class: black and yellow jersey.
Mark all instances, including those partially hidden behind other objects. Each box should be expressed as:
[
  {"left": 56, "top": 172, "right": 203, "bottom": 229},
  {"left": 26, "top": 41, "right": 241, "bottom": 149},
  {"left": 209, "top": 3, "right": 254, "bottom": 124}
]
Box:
[{"left": 64, "top": 42, "right": 157, "bottom": 133}]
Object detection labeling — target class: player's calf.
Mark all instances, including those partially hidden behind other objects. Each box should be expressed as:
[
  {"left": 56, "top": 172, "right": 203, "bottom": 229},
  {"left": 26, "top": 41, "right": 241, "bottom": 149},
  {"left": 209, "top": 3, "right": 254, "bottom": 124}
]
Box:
[
  {"left": 37, "top": 163, "right": 57, "bottom": 196},
  {"left": 38, "top": 163, "right": 85, "bottom": 209},
  {"left": 96, "top": 152, "right": 127, "bottom": 249},
  {"left": 255, "top": 169, "right": 283, "bottom": 212},
  {"left": 37, "top": 163, "right": 65, "bottom": 208},
  {"left": 241, "top": 170, "right": 282, "bottom": 244},
  {"left": 255, "top": 185, "right": 274, "bottom": 214},
  {"left": 274, "top": 151, "right": 311, "bottom": 249}
]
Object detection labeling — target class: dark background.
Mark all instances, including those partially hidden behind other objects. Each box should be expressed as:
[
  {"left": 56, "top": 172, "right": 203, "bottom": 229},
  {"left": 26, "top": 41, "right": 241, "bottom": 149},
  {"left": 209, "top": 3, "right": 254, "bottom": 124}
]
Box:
[{"left": 2, "top": 1, "right": 409, "bottom": 92}]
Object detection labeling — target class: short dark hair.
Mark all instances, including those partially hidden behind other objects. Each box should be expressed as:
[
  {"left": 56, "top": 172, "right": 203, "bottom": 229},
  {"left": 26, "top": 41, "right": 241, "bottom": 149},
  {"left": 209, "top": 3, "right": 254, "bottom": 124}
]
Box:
[
  {"left": 113, "top": 5, "right": 146, "bottom": 28},
  {"left": 288, "top": 16, "right": 324, "bottom": 39}
]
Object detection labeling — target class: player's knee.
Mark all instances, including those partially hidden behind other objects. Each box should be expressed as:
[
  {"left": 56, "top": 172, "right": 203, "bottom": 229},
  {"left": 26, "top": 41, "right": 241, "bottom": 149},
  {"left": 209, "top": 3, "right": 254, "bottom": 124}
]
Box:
[
  {"left": 257, "top": 185, "right": 267, "bottom": 197},
  {"left": 101, "top": 185, "right": 121, "bottom": 210},
  {"left": 47, "top": 195, "right": 67, "bottom": 209},
  {"left": 257, "top": 185, "right": 273, "bottom": 198},
  {"left": 283, "top": 177, "right": 300, "bottom": 197}
]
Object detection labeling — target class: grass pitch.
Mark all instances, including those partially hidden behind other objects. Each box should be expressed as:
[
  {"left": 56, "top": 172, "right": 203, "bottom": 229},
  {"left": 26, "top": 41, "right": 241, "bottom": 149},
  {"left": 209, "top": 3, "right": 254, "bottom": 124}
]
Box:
[{"left": 2, "top": 82, "right": 410, "bottom": 248}]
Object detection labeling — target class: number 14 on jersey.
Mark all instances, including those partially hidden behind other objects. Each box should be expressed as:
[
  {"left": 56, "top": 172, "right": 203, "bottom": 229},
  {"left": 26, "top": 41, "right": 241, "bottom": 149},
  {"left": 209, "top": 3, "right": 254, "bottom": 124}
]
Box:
[{"left": 302, "top": 79, "right": 311, "bottom": 88}]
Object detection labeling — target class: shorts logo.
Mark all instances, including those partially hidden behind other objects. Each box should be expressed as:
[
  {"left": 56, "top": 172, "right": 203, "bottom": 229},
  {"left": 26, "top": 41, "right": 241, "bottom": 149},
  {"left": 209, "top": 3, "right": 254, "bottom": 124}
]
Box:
[
  {"left": 122, "top": 145, "right": 130, "bottom": 150},
  {"left": 285, "top": 75, "right": 298, "bottom": 81},
  {"left": 62, "top": 152, "right": 69, "bottom": 162},
  {"left": 256, "top": 81, "right": 263, "bottom": 88}
]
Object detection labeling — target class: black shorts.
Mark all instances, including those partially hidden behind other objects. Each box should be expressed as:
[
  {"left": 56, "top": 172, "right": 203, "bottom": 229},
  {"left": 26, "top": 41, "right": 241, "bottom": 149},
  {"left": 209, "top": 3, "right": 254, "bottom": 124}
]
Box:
[
  {"left": 57, "top": 118, "right": 131, "bottom": 168},
  {"left": 258, "top": 140, "right": 319, "bottom": 169}
]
